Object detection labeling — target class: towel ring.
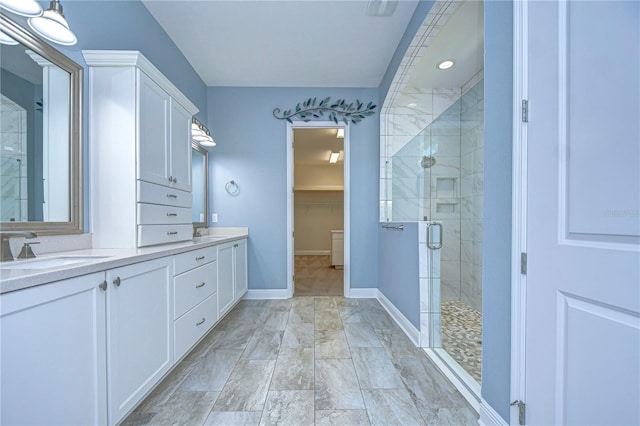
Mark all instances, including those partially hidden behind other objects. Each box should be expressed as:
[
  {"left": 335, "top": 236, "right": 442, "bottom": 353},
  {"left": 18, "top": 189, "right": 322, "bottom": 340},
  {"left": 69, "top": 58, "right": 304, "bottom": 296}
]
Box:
[{"left": 225, "top": 180, "right": 239, "bottom": 196}]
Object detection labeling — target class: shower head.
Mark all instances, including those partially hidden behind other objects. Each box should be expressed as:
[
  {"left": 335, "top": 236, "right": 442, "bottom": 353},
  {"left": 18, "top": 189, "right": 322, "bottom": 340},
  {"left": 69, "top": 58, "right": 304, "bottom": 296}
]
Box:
[{"left": 420, "top": 155, "right": 436, "bottom": 168}]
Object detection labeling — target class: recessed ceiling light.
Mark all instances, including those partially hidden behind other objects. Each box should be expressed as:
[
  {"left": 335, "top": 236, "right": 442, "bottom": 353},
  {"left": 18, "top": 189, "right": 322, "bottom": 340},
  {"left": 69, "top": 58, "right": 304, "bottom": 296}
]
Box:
[{"left": 437, "top": 59, "right": 456, "bottom": 70}]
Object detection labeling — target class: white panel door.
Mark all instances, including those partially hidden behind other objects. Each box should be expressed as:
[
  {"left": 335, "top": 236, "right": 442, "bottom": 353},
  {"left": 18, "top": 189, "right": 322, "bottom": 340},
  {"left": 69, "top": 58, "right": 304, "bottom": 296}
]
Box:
[
  {"left": 137, "top": 70, "right": 170, "bottom": 187},
  {"left": 106, "top": 258, "right": 173, "bottom": 424},
  {"left": 0, "top": 273, "right": 107, "bottom": 425},
  {"left": 234, "top": 239, "right": 248, "bottom": 298},
  {"left": 169, "top": 99, "right": 192, "bottom": 192},
  {"left": 217, "top": 241, "right": 235, "bottom": 317},
  {"left": 526, "top": 1, "right": 640, "bottom": 425}
]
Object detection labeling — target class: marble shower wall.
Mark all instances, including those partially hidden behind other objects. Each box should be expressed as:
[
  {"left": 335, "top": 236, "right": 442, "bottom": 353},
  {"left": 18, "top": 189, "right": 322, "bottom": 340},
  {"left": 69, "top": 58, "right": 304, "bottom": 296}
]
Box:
[
  {"left": 459, "top": 80, "right": 484, "bottom": 313},
  {"left": 0, "top": 94, "right": 28, "bottom": 222}
]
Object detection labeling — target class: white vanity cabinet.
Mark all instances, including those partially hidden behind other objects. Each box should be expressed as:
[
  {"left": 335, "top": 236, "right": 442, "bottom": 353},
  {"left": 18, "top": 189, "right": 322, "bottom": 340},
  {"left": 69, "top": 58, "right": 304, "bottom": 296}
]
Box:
[
  {"left": 0, "top": 272, "right": 108, "bottom": 426},
  {"left": 173, "top": 246, "right": 218, "bottom": 360},
  {"left": 84, "top": 50, "right": 198, "bottom": 249},
  {"left": 217, "top": 238, "right": 248, "bottom": 318},
  {"left": 105, "top": 257, "right": 173, "bottom": 424}
]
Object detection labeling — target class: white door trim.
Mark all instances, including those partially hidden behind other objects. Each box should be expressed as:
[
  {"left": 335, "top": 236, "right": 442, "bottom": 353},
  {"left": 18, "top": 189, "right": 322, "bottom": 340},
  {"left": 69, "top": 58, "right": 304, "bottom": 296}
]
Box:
[
  {"left": 511, "top": 1, "right": 528, "bottom": 425},
  {"left": 286, "top": 121, "right": 350, "bottom": 298}
]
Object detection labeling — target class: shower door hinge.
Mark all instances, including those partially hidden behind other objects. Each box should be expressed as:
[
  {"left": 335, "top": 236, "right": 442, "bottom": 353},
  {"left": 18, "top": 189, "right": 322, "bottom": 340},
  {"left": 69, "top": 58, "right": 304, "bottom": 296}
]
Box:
[
  {"left": 521, "top": 100, "right": 529, "bottom": 122},
  {"left": 520, "top": 252, "right": 527, "bottom": 275},
  {"left": 511, "top": 400, "right": 526, "bottom": 425}
]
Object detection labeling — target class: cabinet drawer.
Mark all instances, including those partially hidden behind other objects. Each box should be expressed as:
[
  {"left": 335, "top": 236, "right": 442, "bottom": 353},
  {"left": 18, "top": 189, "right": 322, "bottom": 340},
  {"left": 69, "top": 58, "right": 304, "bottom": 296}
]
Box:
[
  {"left": 174, "top": 246, "right": 216, "bottom": 275},
  {"left": 138, "top": 203, "right": 192, "bottom": 225},
  {"left": 138, "top": 224, "right": 192, "bottom": 247},
  {"left": 174, "top": 293, "right": 217, "bottom": 361},
  {"left": 174, "top": 261, "right": 217, "bottom": 319},
  {"left": 137, "top": 180, "right": 192, "bottom": 208}
]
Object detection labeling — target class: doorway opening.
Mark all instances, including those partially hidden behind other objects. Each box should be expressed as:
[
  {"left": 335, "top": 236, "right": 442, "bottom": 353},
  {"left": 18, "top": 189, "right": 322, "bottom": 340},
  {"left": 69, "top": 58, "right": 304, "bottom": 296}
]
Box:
[{"left": 286, "top": 122, "right": 348, "bottom": 297}]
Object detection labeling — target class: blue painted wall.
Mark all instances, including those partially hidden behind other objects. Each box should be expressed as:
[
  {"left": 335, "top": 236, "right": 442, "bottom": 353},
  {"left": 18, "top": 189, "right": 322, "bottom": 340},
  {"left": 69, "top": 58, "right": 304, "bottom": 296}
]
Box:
[
  {"left": 379, "top": 222, "right": 420, "bottom": 328},
  {"left": 207, "top": 87, "right": 379, "bottom": 291},
  {"left": 482, "top": 1, "right": 513, "bottom": 422}
]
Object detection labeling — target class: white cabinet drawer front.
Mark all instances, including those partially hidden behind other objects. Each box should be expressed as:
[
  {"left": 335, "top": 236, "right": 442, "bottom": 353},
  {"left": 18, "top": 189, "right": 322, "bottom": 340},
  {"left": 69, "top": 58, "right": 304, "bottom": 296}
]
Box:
[
  {"left": 174, "top": 292, "right": 217, "bottom": 361},
  {"left": 137, "top": 180, "right": 192, "bottom": 208},
  {"left": 174, "top": 261, "right": 217, "bottom": 320},
  {"left": 137, "top": 203, "right": 191, "bottom": 225},
  {"left": 138, "top": 224, "right": 192, "bottom": 247},
  {"left": 174, "top": 246, "right": 216, "bottom": 275}
]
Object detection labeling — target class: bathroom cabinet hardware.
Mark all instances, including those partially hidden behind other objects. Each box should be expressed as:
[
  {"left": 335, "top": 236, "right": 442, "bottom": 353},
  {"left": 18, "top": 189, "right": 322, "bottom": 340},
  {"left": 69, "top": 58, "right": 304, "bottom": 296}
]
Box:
[
  {"left": 99, "top": 280, "right": 108, "bottom": 291},
  {"left": 195, "top": 318, "right": 206, "bottom": 326},
  {"left": 381, "top": 224, "right": 404, "bottom": 231},
  {"left": 166, "top": 194, "right": 177, "bottom": 199},
  {"left": 195, "top": 282, "right": 205, "bottom": 288},
  {"left": 168, "top": 176, "right": 173, "bottom": 182},
  {"left": 113, "top": 277, "right": 121, "bottom": 287},
  {"left": 427, "top": 222, "right": 443, "bottom": 250},
  {"left": 234, "top": 243, "right": 239, "bottom": 248},
  {"left": 166, "top": 212, "right": 178, "bottom": 217},
  {"left": 167, "top": 231, "right": 178, "bottom": 235},
  {"left": 195, "top": 255, "right": 205, "bottom": 261},
  {"left": 172, "top": 177, "right": 177, "bottom": 183}
]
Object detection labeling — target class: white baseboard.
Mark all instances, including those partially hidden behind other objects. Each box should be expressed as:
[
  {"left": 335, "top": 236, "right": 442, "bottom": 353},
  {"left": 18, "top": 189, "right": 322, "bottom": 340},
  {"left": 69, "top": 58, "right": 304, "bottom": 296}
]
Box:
[
  {"left": 347, "top": 287, "right": 378, "bottom": 298},
  {"left": 294, "top": 250, "right": 330, "bottom": 256},
  {"left": 243, "top": 289, "right": 289, "bottom": 299},
  {"left": 479, "top": 399, "right": 508, "bottom": 426},
  {"left": 376, "top": 291, "right": 421, "bottom": 346}
]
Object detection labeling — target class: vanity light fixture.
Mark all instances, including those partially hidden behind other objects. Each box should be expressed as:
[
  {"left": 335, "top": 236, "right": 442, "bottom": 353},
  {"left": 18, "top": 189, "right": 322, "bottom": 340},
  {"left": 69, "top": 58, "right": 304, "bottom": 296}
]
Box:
[
  {"left": 192, "top": 117, "right": 216, "bottom": 147},
  {"left": 0, "top": 30, "right": 18, "bottom": 45},
  {"left": 436, "top": 59, "right": 456, "bottom": 70},
  {"left": 28, "top": 0, "right": 77, "bottom": 46},
  {"left": 336, "top": 128, "right": 344, "bottom": 139},
  {"left": 329, "top": 152, "right": 340, "bottom": 164},
  {"left": 0, "top": 0, "right": 43, "bottom": 17}
]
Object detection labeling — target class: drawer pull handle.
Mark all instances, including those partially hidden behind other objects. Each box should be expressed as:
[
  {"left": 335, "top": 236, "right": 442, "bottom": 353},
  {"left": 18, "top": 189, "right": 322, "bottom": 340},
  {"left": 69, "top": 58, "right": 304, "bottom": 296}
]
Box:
[
  {"left": 196, "top": 282, "right": 205, "bottom": 288},
  {"left": 166, "top": 194, "right": 178, "bottom": 199},
  {"left": 166, "top": 212, "right": 178, "bottom": 217},
  {"left": 196, "top": 318, "right": 206, "bottom": 326},
  {"left": 113, "top": 277, "right": 121, "bottom": 287},
  {"left": 195, "top": 255, "right": 205, "bottom": 261},
  {"left": 167, "top": 231, "right": 178, "bottom": 235},
  {"left": 99, "top": 280, "right": 107, "bottom": 291}
]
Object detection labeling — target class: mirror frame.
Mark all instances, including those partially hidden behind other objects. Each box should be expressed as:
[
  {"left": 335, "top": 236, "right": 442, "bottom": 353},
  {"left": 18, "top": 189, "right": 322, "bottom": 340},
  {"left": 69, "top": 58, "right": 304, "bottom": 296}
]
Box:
[
  {"left": 0, "top": 13, "right": 83, "bottom": 234},
  {"left": 191, "top": 141, "right": 209, "bottom": 231}
]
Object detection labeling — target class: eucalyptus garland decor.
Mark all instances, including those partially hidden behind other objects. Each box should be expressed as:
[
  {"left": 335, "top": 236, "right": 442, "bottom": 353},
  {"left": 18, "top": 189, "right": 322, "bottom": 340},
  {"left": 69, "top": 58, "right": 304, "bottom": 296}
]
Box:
[{"left": 273, "top": 97, "right": 377, "bottom": 124}]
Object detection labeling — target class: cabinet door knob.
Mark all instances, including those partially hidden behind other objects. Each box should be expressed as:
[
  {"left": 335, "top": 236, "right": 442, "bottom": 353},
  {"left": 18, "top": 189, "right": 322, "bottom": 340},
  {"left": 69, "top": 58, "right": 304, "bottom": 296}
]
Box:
[
  {"left": 196, "top": 318, "right": 206, "bottom": 326},
  {"left": 168, "top": 176, "right": 173, "bottom": 182},
  {"left": 172, "top": 177, "right": 178, "bottom": 183},
  {"left": 113, "top": 277, "right": 121, "bottom": 287},
  {"left": 234, "top": 243, "right": 239, "bottom": 248},
  {"left": 196, "top": 282, "right": 205, "bottom": 288},
  {"left": 99, "top": 280, "right": 107, "bottom": 291}
]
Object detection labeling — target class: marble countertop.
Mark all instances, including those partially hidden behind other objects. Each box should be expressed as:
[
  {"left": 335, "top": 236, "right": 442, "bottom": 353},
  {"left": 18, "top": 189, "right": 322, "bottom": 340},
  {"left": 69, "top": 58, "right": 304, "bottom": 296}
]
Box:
[{"left": 0, "top": 228, "right": 248, "bottom": 294}]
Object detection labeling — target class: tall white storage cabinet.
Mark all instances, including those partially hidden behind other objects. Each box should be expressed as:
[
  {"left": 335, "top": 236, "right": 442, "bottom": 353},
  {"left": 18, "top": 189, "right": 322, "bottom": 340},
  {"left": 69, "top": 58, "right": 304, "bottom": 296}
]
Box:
[{"left": 84, "top": 51, "right": 199, "bottom": 248}]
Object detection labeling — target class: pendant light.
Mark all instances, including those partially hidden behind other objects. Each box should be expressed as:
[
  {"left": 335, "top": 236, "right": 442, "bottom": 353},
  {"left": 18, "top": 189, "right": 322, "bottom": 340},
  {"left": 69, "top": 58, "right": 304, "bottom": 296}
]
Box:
[
  {"left": 0, "top": 0, "right": 43, "bottom": 17},
  {"left": 28, "top": 0, "right": 77, "bottom": 46}
]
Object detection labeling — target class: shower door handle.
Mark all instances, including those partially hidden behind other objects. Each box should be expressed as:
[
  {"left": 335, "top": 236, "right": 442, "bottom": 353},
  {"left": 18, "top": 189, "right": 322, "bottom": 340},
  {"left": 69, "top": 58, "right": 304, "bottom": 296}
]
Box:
[{"left": 427, "top": 222, "right": 443, "bottom": 250}]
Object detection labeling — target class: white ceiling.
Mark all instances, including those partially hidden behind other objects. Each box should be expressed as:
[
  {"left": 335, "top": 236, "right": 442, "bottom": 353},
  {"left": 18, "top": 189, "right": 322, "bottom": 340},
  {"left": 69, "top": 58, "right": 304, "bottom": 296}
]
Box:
[{"left": 141, "top": 0, "right": 419, "bottom": 87}]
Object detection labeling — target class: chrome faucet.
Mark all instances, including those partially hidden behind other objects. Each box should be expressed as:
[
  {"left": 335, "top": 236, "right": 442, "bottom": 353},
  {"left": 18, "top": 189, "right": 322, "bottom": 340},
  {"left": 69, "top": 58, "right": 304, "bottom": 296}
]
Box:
[{"left": 1, "top": 232, "right": 37, "bottom": 262}]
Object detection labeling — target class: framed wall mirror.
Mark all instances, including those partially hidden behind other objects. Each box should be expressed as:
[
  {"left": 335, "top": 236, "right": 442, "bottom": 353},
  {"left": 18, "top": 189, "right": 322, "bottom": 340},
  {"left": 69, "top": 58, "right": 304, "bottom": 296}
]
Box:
[
  {"left": 0, "top": 13, "right": 83, "bottom": 234},
  {"left": 191, "top": 141, "right": 208, "bottom": 232}
]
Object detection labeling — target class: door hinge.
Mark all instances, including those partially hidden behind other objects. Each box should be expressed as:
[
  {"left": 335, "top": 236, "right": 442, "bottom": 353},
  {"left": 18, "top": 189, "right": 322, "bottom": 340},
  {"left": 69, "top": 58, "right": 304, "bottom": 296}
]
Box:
[
  {"left": 292, "top": 231, "right": 294, "bottom": 238},
  {"left": 511, "top": 400, "right": 526, "bottom": 425},
  {"left": 521, "top": 100, "right": 528, "bottom": 122},
  {"left": 521, "top": 252, "right": 527, "bottom": 275}
]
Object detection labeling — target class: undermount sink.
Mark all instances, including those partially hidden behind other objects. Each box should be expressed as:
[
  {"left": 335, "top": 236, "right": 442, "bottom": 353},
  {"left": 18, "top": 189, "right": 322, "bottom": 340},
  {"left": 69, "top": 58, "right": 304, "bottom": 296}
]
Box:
[{"left": 1, "top": 256, "right": 110, "bottom": 270}]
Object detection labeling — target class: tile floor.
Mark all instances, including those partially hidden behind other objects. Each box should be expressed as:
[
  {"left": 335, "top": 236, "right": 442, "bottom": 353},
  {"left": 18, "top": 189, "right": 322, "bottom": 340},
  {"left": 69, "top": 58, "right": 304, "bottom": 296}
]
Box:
[
  {"left": 441, "top": 300, "right": 482, "bottom": 383},
  {"left": 123, "top": 297, "right": 478, "bottom": 426},
  {"left": 294, "top": 255, "right": 343, "bottom": 296}
]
